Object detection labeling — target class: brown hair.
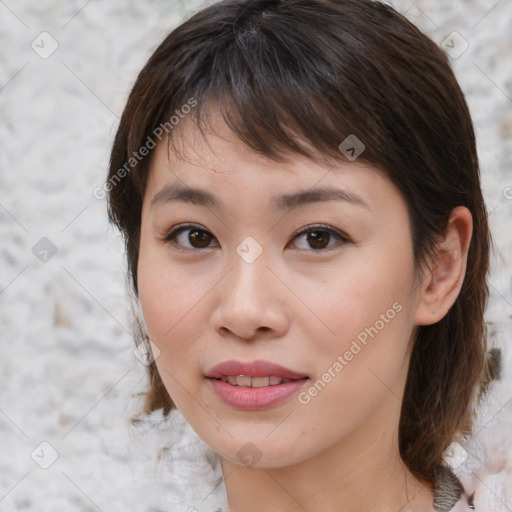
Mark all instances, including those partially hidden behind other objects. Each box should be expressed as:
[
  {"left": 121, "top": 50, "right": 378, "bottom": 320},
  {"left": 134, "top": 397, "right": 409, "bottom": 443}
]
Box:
[{"left": 107, "top": 0, "right": 490, "bottom": 489}]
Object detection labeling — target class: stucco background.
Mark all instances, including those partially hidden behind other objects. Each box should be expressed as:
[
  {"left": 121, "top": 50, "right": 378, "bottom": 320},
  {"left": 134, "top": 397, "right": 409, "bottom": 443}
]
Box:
[{"left": 1, "top": 1, "right": 511, "bottom": 510}]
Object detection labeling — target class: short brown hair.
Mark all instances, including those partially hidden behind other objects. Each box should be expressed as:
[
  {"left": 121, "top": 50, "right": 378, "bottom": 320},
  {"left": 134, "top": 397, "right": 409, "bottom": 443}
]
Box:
[{"left": 107, "top": 0, "right": 490, "bottom": 489}]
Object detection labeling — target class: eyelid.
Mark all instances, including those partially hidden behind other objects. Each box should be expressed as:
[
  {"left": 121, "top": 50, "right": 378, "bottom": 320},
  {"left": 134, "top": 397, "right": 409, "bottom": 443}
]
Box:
[
  {"left": 162, "top": 223, "right": 218, "bottom": 251},
  {"left": 162, "top": 223, "right": 350, "bottom": 251},
  {"left": 292, "top": 223, "right": 349, "bottom": 241},
  {"left": 289, "top": 224, "right": 350, "bottom": 249}
]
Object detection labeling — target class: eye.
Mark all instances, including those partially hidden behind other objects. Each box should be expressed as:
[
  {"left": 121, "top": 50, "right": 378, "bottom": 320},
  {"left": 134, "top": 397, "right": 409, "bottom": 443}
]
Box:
[
  {"left": 163, "top": 224, "right": 217, "bottom": 250},
  {"left": 163, "top": 223, "right": 349, "bottom": 252},
  {"left": 291, "top": 225, "right": 349, "bottom": 251}
]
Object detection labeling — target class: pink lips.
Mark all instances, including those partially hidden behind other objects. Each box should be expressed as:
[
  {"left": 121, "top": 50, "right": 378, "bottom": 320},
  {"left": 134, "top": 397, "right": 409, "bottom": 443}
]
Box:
[
  {"left": 206, "top": 359, "right": 308, "bottom": 380},
  {"left": 205, "top": 359, "right": 309, "bottom": 410}
]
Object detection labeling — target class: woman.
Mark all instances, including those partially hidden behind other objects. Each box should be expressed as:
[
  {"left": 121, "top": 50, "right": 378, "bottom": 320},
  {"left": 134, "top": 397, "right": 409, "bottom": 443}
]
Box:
[{"left": 107, "top": 0, "right": 496, "bottom": 510}]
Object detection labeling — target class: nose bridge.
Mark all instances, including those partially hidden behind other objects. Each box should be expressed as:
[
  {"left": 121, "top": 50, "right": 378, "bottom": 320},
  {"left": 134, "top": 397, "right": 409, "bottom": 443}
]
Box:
[
  {"left": 212, "top": 237, "right": 288, "bottom": 339},
  {"left": 227, "top": 239, "right": 272, "bottom": 313}
]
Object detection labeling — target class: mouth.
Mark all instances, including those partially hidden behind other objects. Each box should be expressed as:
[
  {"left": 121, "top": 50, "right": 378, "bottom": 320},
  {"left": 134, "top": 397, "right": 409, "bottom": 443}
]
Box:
[
  {"left": 205, "top": 360, "right": 309, "bottom": 410},
  {"left": 205, "top": 359, "right": 308, "bottom": 382},
  {"left": 215, "top": 375, "right": 306, "bottom": 388}
]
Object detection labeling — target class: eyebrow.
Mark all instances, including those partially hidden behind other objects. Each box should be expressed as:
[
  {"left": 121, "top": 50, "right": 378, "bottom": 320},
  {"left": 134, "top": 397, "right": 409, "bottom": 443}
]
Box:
[{"left": 151, "top": 184, "right": 371, "bottom": 211}]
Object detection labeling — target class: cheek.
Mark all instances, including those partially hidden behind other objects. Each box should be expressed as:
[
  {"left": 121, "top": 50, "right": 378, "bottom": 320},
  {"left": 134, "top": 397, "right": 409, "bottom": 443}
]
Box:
[
  {"left": 138, "top": 270, "right": 207, "bottom": 351},
  {"left": 137, "top": 254, "right": 212, "bottom": 412},
  {"left": 298, "top": 250, "right": 416, "bottom": 406},
  {"left": 307, "top": 254, "right": 414, "bottom": 354},
  {"left": 136, "top": 233, "right": 208, "bottom": 360}
]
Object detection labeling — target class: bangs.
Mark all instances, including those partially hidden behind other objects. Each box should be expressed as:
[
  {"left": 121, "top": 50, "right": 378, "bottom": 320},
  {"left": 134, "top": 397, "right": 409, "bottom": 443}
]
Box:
[
  {"left": 157, "top": 0, "right": 392, "bottom": 166},
  {"left": 131, "top": 0, "right": 457, "bottom": 191}
]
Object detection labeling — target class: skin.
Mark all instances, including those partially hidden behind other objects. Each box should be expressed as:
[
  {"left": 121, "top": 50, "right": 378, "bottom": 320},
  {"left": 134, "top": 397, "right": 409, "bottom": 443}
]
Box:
[{"left": 137, "top": 117, "right": 472, "bottom": 512}]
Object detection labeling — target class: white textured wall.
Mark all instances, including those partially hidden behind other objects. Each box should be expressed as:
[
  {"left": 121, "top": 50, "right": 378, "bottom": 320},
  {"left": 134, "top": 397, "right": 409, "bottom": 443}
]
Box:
[{"left": 1, "top": 1, "right": 511, "bottom": 510}]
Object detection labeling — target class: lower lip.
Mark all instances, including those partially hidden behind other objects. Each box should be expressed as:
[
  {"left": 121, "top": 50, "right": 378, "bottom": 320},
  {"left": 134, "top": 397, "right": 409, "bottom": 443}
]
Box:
[{"left": 207, "top": 378, "right": 309, "bottom": 410}]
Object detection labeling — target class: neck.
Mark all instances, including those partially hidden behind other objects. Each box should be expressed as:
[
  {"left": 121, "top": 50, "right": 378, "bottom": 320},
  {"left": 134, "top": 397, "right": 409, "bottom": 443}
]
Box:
[
  {"left": 220, "top": 357, "right": 434, "bottom": 512},
  {"left": 221, "top": 420, "right": 434, "bottom": 512}
]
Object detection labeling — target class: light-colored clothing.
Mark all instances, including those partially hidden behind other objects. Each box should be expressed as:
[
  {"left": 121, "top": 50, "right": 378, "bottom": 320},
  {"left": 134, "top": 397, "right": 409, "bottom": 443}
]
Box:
[{"left": 129, "top": 407, "right": 508, "bottom": 512}]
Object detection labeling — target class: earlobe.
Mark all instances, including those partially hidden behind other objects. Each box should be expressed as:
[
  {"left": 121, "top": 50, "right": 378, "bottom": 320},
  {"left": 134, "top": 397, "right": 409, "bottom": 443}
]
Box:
[{"left": 414, "top": 206, "right": 473, "bottom": 326}]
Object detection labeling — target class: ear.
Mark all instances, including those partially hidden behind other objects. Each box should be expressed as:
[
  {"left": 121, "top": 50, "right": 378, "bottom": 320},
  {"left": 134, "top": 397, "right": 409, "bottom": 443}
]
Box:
[{"left": 414, "top": 206, "right": 473, "bottom": 326}]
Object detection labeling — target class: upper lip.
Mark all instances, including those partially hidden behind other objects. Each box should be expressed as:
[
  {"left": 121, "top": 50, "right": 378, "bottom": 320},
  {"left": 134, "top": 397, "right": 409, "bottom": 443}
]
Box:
[{"left": 206, "top": 360, "right": 308, "bottom": 380}]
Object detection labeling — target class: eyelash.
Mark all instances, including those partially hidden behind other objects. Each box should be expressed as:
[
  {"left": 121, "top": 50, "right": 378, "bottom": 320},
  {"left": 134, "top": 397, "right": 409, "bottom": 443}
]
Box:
[{"left": 162, "top": 223, "right": 350, "bottom": 252}]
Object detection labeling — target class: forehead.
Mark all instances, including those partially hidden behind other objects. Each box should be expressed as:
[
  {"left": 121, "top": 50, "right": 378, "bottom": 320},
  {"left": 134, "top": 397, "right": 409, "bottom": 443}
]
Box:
[
  {"left": 144, "top": 114, "right": 404, "bottom": 218},
  {"left": 153, "top": 115, "right": 360, "bottom": 178}
]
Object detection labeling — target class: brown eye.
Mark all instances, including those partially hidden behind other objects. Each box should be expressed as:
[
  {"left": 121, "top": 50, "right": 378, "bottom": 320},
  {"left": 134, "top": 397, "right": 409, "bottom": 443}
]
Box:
[
  {"left": 164, "top": 224, "right": 217, "bottom": 250},
  {"left": 188, "top": 229, "right": 213, "bottom": 248},
  {"left": 306, "top": 230, "right": 331, "bottom": 249},
  {"left": 292, "top": 225, "right": 349, "bottom": 251}
]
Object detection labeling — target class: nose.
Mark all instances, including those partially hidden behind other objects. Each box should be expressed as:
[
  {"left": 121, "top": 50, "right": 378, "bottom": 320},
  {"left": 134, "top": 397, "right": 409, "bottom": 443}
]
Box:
[{"left": 210, "top": 249, "right": 290, "bottom": 341}]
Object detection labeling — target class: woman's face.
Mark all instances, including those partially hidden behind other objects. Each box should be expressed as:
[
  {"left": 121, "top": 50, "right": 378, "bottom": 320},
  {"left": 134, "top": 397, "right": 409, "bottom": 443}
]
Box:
[{"left": 137, "top": 121, "right": 423, "bottom": 468}]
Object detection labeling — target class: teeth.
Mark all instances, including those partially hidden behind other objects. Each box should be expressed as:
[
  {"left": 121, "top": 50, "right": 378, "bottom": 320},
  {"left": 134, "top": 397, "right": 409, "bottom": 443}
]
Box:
[
  {"left": 251, "top": 377, "right": 270, "bottom": 388},
  {"left": 218, "top": 375, "right": 295, "bottom": 387},
  {"left": 236, "top": 375, "right": 252, "bottom": 387}
]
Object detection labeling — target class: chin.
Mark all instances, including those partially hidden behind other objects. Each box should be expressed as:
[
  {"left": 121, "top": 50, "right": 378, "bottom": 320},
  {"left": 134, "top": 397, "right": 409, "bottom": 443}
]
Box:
[{"left": 206, "top": 431, "right": 316, "bottom": 469}]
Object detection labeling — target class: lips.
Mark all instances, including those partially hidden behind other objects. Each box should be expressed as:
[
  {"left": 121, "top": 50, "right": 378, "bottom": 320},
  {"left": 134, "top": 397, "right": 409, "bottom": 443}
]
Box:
[
  {"left": 205, "top": 359, "right": 308, "bottom": 381},
  {"left": 205, "top": 360, "right": 309, "bottom": 410},
  {"left": 219, "top": 375, "right": 293, "bottom": 388}
]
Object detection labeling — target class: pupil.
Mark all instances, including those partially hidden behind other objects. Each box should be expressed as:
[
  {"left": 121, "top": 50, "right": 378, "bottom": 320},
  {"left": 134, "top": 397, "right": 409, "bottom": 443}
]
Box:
[
  {"left": 190, "top": 230, "right": 211, "bottom": 248},
  {"left": 187, "top": 229, "right": 330, "bottom": 249},
  {"left": 308, "top": 230, "right": 329, "bottom": 249}
]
